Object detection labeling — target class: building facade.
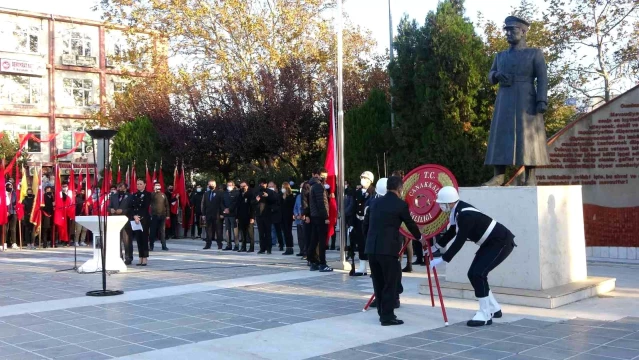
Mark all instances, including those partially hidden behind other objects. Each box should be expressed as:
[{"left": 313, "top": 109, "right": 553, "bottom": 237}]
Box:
[{"left": 0, "top": 7, "right": 157, "bottom": 169}]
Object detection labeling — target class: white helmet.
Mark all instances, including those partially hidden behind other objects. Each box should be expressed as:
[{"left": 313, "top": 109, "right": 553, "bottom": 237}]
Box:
[
  {"left": 360, "top": 171, "right": 374, "bottom": 183},
  {"left": 375, "top": 178, "right": 388, "bottom": 196},
  {"left": 436, "top": 186, "right": 459, "bottom": 204}
]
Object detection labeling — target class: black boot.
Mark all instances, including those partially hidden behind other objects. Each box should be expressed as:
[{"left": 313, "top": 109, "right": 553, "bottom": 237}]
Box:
[
  {"left": 203, "top": 241, "right": 211, "bottom": 250},
  {"left": 282, "top": 248, "right": 294, "bottom": 255}
]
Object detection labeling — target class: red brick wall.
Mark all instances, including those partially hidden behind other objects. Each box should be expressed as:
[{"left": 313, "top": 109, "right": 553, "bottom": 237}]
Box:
[{"left": 583, "top": 204, "right": 639, "bottom": 247}]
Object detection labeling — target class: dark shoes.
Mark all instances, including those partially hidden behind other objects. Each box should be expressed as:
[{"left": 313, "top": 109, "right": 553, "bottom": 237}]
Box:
[
  {"left": 402, "top": 266, "right": 412, "bottom": 273},
  {"left": 223, "top": 246, "right": 232, "bottom": 251},
  {"left": 310, "top": 264, "right": 319, "bottom": 271},
  {"left": 492, "top": 310, "right": 503, "bottom": 318},
  {"left": 381, "top": 319, "right": 404, "bottom": 326},
  {"left": 319, "top": 265, "right": 333, "bottom": 272},
  {"left": 162, "top": 247, "right": 169, "bottom": 251},
  {"left": 282, "top": 248, "right": 294, "bottom": 255},
  {"left": 412, "top": 260, "right": 425, "bottom": 265}
]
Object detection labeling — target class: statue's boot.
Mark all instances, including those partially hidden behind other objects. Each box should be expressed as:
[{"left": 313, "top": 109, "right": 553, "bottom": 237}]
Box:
[
  {"left": 523, "top": 167, "right": 536, "bottom": 186},
  {"left": 482, "top": 174, "right": 505, "bottom": 186}
]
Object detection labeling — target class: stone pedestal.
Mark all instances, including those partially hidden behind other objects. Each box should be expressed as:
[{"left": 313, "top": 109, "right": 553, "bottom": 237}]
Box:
[{"left": 419, "top": 186, "right": 615, "bottom": 308}]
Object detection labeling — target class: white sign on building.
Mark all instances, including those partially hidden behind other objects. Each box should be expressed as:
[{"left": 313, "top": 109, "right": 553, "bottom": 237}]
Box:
[{"left": 0, "top": 58, "right": 45, "bottom": 76}]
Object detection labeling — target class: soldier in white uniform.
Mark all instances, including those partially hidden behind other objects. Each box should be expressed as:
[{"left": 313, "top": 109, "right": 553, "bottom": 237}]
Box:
[{"left": 426, "top": 186, "right": 516, "bottom": 326}]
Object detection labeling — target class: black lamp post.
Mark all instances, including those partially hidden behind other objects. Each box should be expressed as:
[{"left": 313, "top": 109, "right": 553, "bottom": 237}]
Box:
[{"left": 86, "top": 129, "right": 123, "bottom": 297}]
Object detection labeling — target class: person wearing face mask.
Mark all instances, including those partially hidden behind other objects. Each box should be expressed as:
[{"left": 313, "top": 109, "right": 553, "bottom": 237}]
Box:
[
  {"left": 351, "top": 171, "right": 375, "bottom": 276},
  {"left": 425, "top": 186, "right": 516, "bottom": 327},
  {"left": 190, "top": 185, "right": 204, "bottom": 238},
  {"left": 56, "top": 181, "right": 73, "bottom": 247},
  {"left": 150, "top": 183, "right": 170, "bottom": 251},
  {"left": 363, "top": 176, "right": 421, "bottom": 326},
  {"left": 220, "top": 181, "right": 239, "bottom": 251},
  {"left": 306, "top": 168, "right": 332, "bottom": 272},
  {"left": 280, "top": 182, "right": 295, "bottom": 255},
  {"left": 23, "top": 187, "right": 36, "bottom": 249},
  {"left": 41, "top": 186, "right": 54, "bottom": 248},
  {"left": 255, "top": 179, "right": 276, "bottom": 254},
  {"left": 165, "top": 185, "right": 179, "bottom": 239},
  {"left": 5, "top": 182, "right": 18, "bottom": 249},
  {"left": 267, "top": 181, "right": 285, "bottom": 251},
  {"left": 201, "top": 180, "right": 224, "bottom": 250},
  {"left": 236, "top": 181, "right": 255, "bottom": 252},
  {"left": 110, "top": 183, "right": 133, "bottom": 264},
  {"left": 129, "top": 178, "right": 152, "bottom": 266}
]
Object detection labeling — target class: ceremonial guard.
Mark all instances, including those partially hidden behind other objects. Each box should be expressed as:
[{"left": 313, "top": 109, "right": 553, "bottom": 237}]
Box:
[
  {"left": 428, "top": 186, "right": 516, "bottom": 326},
  {"left": 351, "top": 171, "right": 375, "bottom": 276}
]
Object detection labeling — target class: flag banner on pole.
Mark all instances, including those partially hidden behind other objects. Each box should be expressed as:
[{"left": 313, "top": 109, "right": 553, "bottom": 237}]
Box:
[
  {"left": 130, "top": 161, "right": 137, "bottom": 193},
  {"left": 54, "top": 164, "right": 69, "bottom": 242},
  {"left": 145, "top": 163, "right": 153, "bottom": 192},
  {"left": 0, "top": 159, "right": 8, "bottom": 226},
  {"left": 30, "top": 166, "right": 42, "bottom": 233},
  {"left": 324, "top": 99, "right": 338, "bottom": 243}
]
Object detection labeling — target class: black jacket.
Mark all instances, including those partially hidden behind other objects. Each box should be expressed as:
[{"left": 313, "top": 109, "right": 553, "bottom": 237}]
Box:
[
  {"left": 237, "top": 189, "right": 255, "bottom": 222},
  {"left": 43, "top": 192, "right": 54, "bottom": 216},
  {"left": 190, "top": 191, "right": 204, "bottom": 215},
  {"left": 75, "top": 194, "right": 86, "bottom": 216},
  {"left": 23, "top": 195, "right": 35, "bottom": 217},
  {"left": 221, "top": 189, "right": 240, "bottom": 217},
  {"left": 201, "top": 189, "right": 223, "bottom": 221},
  {"left": 308, "top": 177, "right": 328, "bottom": 219},
  {"left": 437, "top": 200, "right": 515, "bottom": 263},
  {"left": 281, "top": 193, "right": 295, "bottom": 224},
  {"left": 255, "top": 186, "right": 276, "bottom": 218},
  {"left": 363, "top": 192, "right": 421, "bottom": 257},
  {"left": 270, "top": 191, "right": 282, "bottom": 224},
  {"left": 129, "top": 190, "right": 152, "bottom": 220}
]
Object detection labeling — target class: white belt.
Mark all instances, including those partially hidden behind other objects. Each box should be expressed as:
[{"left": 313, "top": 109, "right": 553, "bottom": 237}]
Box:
[
  {"left": 459, "top": 207, "right": 496, "bottom": 246},
  {"left": 356, "top": 215, "right": 364, "bottom": 221}
]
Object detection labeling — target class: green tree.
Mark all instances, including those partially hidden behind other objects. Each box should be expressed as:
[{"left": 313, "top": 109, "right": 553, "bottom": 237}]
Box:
[
  {"left": 110, "top": 116, "right": 164, "bottom": 177},
  {"left": 389, "top": 0, "right": 492, "bottom": 186},
  {"left": 344, "top": 89, "right": 393, "bottom": 183}
]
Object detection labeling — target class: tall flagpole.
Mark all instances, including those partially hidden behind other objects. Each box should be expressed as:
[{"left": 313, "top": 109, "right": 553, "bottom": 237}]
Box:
[
  {"left": 336, "top": 0, "right": 347, "bottom": 267},
  {"left": 388, "top": 0, "right": 395, "bottom": 128}
]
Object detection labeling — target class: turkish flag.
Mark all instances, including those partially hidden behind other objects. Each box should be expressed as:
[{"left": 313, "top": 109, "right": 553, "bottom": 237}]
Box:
[
  {"left": 145, "top": 164, "right": 153, "bottom": 192},
  {"left": 54, "top": 164, "right": 69, "bottom": 242},
  {"left": 324, "top": 99, "right": 338, "bottom": 243},
  {"left": 0, "top": 160, "right": 8, "bottom": 226}
]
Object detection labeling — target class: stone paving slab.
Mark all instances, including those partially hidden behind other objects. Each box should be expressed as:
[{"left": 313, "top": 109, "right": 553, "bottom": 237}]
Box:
[
  {"left": 0, "top": 273, "right": 369, "bottom": 359},
  {"left": 316, "top": 317, "right": 639, "bottom": 360}
]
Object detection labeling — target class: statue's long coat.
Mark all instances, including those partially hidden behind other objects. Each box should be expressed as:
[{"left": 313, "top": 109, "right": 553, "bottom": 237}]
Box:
[{"left": 485, "top": 47, "right": 550, "bottom": 166}]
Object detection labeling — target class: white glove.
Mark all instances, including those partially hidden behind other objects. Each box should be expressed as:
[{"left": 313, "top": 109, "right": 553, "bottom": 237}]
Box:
[{"left": 429, "top": 257, "right": 443, "bottom": 270}]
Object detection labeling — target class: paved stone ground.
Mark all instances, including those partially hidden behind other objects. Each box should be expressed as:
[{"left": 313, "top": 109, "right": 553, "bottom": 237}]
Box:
[
  {"left": 314, "top": 318, "right": 639, "bottom": 360},
  {"left": 1, "top": 237, "right": 638, "bottom": 360}
]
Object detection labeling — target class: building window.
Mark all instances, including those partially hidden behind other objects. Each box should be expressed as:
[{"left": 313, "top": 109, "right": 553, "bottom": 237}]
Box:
[
  {"left": 63, "top": 78, "right": 93, "bottom": 107},
  {"left": 62, "top": 31, "right": 92, "bottom": 57},
  {"left": 61, "top": 125, "right": 92, "bottom": 153},
  {"left": 14, "top": 25, "right": 39, "bottom": 53},
  {"left": 0, "top": 75, "right": 41, "bottom": 105},
  {"left": 0, "top": 23, "right": 39, "bottom": 54},
  {"left": 0, "top": 124, "right": 42, "bottom": 153},
  {"left": 113, "top": 82, "right": 127, "bottom": 94}
]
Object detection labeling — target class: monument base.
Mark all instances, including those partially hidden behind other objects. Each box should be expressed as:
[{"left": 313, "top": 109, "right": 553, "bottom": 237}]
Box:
[{"left": 419, "top": 277, "right": 616, "bottom": 309}]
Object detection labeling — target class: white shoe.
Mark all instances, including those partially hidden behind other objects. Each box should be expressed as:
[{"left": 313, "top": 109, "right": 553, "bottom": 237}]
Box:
[
  {"left": 467, "top": 297, "right": 492, "bottom": 327},
  {"left": 357, "top": 260, "right": 368, "bottom": 274},
  {"left": 79, "top": 242, "right": 87, "bottom": 247},
  {"left": 11, "top": 244, "right": 19, "bottom": 249},
  {"left": 488, "top": 290, "right": 502, "bottom": 318}
]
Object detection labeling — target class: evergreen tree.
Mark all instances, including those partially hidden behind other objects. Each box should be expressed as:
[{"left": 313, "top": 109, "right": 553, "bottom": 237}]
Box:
[
  {"left": 344, "top": 89, "right": 393, "bottom": 183},
  {"left": 389, "top": 0, "right": 491, "bottom": 185}
]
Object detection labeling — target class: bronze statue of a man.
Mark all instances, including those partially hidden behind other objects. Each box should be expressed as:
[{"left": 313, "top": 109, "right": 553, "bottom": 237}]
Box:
[{"left": 483, "top": 16, "right": 550, "bottom": 186}]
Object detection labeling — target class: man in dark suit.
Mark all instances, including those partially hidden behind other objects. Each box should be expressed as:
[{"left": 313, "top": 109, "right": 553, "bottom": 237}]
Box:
[
  {"left": 109, "top": 182, "right": 133, "bottom": 265},
  {"left": 254, "top": 179, "right": 276, "bottom": 254},
  {"left": 364, "top": 176, "right": 421, "bottom": 326},
  {"left": 201, "top": 180, "right": 223, "bottom": 249}
]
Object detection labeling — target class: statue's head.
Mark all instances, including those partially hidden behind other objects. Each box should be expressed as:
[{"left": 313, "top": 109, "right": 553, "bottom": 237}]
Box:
[{"left": 503, "top": 15, "right": 529, "bottom": 45}]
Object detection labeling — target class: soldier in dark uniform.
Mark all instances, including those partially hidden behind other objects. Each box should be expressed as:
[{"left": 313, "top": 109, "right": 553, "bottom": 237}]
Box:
[
  {"left": 23, "top": 187, "right": 36, "bottom": 249},
  {"left": 427, "top": 186, "right": 516, "bottom": 327},
  {"left": 351, "top": 171, "right": 375, "bottom": 276},
  {"left": 129, "top": 178, "right": 152, "bottom": 266},
  {"left": 483, "top": 15, "right": 550, "bottom": 186}
]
